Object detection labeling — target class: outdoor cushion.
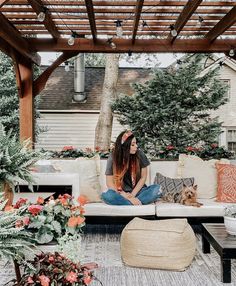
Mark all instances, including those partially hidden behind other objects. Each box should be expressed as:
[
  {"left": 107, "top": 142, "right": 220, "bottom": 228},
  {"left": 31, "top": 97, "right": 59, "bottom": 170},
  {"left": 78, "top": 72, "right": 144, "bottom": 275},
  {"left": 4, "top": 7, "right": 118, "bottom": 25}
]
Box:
[
  {"left": 120, "top": 217, "right": 196, "bottom": 271},
  {"left": 155, "top": 198, "right": 231, "bottom": 217},
  {"left": 75, "top": 155, "right": 102, "bottom": 202},
  {"left": 216, "top": 163, "right": 236, "bottom": 202},
  {"left": 177, "top": 154, "right": 229, "bottom": 199},
  {"left": 84, "top": 202, "right": 155, "bottom": 216},
  {"left": 154, "top": 172, "right": 194, "bottom": 202}
]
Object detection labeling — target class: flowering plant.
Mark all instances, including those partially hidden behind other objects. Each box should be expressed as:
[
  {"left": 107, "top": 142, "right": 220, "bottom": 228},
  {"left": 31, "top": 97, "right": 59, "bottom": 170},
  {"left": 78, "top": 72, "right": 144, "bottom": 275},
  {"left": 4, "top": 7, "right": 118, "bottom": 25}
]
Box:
[
  {"left": 48, "top": 146, "right": 110, "bottom": 159},
  {"left": 155, "top": 144, "right": 234, "bottom": 160},
  {"left": 14, "top": 194, "right": 86, "bottom": 244},
  {"left": 13, "top": 252, "right": 99, "bottom": 286}
]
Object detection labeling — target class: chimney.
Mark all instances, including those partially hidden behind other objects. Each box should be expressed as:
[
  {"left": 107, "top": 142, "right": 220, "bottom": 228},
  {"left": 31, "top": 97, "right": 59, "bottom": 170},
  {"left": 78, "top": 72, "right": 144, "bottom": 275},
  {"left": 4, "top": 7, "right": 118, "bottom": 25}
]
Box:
[{"left": 73, "top": 53, "right": 86, "bottom": 102}]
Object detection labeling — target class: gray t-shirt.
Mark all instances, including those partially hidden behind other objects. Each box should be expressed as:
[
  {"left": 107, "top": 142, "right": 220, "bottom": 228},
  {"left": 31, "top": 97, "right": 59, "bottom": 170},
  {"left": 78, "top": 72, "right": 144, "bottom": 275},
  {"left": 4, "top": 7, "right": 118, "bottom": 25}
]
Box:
[{"left": 105, "top": 149, "right": 150, "bottom": 192}]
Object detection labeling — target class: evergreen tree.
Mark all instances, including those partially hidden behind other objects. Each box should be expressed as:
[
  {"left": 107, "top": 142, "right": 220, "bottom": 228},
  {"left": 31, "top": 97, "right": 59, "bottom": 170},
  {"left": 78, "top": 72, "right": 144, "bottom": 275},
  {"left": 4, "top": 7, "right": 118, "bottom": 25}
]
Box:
[
  {"left": 112, "top": 54, "right": 228, "bottom": 156},
  {"left": 0, "top": 52, "right": 42, "bottom": 137}
]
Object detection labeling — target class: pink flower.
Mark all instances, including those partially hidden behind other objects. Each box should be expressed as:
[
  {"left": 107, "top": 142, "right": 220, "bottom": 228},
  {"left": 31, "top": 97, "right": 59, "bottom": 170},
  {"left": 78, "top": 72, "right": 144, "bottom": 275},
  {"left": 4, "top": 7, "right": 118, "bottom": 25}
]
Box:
[
  {"left": 37, "top": 197, "right": 44, "bottom": 205},
  {"left": 28, "top": 205, "right": 43, "bottom": 216},
  {"left": 23, "top": 216, "right": 30, "bottom": 225},
  {"left": 39, "top": 275, "right": 50, "bottom": 286},
  {"left": 84, "top": 275, "right": 92, "bottom": 285},
  {"left": 66, "top": 271, "right": 78, "bottom": 283},
  {"left": 186, "top": 146, "right": 195, "bottom": 152},
  {"left": 62, "top": 146, "right": 74, "bottom": 151},
  {"left": 48, "top": 256, "right": 54, "bottom": 262},
  {"left": 14, "top": 198, "right": 28, "bottom": 209},
  {"left": 166, "top": 145, "right": 174, "bottom": 150},
  {"left": 15, "top": 220, "right": 23, "bottom": 228},
  {"left": 27, "top": 276, "right": 34, "bottom": 284},
  {"left": 211, "top": 143, "right": 218, "bottom": 148}
]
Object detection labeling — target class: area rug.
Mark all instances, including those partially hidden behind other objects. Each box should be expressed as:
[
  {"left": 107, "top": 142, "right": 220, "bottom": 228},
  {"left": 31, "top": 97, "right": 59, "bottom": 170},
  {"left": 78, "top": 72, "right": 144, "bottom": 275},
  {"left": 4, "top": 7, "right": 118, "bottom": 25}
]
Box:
[{"left": 1, "top": 228, "right": 236, "bottom": 286}]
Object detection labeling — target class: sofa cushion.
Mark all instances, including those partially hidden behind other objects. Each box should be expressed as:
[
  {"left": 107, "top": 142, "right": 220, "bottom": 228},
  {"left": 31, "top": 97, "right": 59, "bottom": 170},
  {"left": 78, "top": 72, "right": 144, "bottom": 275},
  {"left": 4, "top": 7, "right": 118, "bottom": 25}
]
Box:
[
  {"left": 155, "top": 198, "right": 231, "bottom": 217},
  {"left": 154, "top": 172, "right": 194, "bottom": 202},
  {"left": 216, "top": 163, "right": 236, "bottom": 202},
  {"left": 75, "top": 155, "right": 102, "bottom": 203},
  {"left": 177, "top": 154, "right": 229, "bottom": 199},
  {"left": 84, "top": 202, "right": 156, "bottom": 216}
]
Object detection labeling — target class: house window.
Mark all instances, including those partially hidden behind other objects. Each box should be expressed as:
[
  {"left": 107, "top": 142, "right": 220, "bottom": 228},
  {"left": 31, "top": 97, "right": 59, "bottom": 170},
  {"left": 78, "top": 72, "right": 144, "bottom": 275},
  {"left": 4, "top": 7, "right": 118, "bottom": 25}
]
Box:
[
  {"left": 227, "top": 129, "right": 236, "bottom": 153},
  {"left": 221, "top": 79, "right": 230, "bottom": 99}
]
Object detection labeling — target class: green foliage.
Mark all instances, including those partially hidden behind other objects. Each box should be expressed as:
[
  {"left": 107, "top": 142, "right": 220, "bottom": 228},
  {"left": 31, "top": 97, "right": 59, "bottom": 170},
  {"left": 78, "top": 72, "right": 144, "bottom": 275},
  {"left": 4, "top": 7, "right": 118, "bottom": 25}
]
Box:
[
  {"left": 0, "top": 52, "right": 42, "bottom": 136},
  {"left": 112, "top": 54, "right": 228, "bottom": 157},
  {"left": 0, "top": 195, "right": 35, "bottom": 262},
  {"left": 0, "top": 124, "right": 46, "bottom": 189},
  {"left": 15, "top": 194, "right": 85, "bottom": 244},
  {"left": 13, "top": 252, "right": 97, "bottom": 286}
]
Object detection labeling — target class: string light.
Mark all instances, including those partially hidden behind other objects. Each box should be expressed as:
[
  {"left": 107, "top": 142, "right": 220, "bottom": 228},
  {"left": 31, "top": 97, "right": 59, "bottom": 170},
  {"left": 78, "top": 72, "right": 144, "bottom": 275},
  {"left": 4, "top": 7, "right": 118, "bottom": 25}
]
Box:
[
  {"left": 68, "top": 31, "right": 79, "bottom": 46},
  {"left": 196, "top": 16, "right": 204, "bottom": 27},
  {"left": 169, "top": 24, "right": 177, "bottom": 37},
  {"left": 114, "top": 20, "right": 123, "bottom": 37},
  {"left": 140, "top": 20, "right": 148, "bottom": 31},
  {"left": 229, "top": 48, "right": 235, "bottom": 57},
  {"left": 107, "top": 38, "right": 116, "bottom": 49},
  {"left": 64, "top": 61, "right": 70, "bottom": 72},
  {"left": 37, "top": 7, "right": 48, "bottom": 22}
]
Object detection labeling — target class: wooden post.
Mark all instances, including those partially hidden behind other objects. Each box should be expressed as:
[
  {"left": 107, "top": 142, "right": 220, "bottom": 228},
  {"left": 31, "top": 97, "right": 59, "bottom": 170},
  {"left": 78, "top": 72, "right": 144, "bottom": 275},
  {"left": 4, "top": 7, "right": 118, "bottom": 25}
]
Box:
[{"left": 13, "top": 56, "right": 34, "bottom": 147}]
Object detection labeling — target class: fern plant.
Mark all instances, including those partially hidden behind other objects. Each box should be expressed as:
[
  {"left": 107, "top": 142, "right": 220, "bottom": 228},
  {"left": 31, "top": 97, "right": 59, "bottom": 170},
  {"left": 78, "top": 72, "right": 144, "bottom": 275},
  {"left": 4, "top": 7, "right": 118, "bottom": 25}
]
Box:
[
  {"left": 0, "top": 124, "right": 46, "bottom": 191},
  {"left": 0, "top": 196, "right": 36, "bottom": 262}
]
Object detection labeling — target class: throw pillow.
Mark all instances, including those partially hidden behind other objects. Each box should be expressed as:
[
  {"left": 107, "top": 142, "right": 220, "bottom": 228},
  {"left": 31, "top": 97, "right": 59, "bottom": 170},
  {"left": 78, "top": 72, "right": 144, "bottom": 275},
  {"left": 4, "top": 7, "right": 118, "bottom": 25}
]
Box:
[
  {"left": 154, "top": 172, "right": 195, "bottom": 202},
  {"left": 75, "top": 155, "right": 102, "bottom": 203},
  {"left": 177, "top": 154, "right": 229, "bottom": 199},
  {"left": 216, "top": 164, "right": 236, "bottom": 203}
]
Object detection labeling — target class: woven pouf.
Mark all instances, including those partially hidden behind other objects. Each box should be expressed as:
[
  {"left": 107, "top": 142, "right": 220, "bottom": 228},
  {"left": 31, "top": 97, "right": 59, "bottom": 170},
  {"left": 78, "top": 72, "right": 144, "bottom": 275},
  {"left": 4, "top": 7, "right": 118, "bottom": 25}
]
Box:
[{"left": 120, "top": 217, "right": 196, "bottom": 271}]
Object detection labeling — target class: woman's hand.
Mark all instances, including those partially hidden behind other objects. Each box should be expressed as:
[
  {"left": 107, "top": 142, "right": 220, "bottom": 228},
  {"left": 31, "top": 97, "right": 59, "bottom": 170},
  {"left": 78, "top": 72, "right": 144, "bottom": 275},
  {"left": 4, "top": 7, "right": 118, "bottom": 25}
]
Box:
[
  {"left": 128, "top": 197, "right": 142, "bottom": 205},
  {"left": 120, "top": 191, "right": 133, "bottom": 199}
]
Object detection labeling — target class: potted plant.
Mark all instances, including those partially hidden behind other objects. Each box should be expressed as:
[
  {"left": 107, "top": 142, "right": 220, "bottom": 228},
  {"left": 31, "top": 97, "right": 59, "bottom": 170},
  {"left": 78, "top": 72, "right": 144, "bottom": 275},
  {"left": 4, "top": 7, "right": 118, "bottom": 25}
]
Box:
[
  {"left": 0, "top": 124, "right": 46, "bottom": 206},
  {"left": 224, "top": 205, "right": 236, "bottom": 235},
  {"left": 11, "top": 252, "right": 100, "bottom": 286}
]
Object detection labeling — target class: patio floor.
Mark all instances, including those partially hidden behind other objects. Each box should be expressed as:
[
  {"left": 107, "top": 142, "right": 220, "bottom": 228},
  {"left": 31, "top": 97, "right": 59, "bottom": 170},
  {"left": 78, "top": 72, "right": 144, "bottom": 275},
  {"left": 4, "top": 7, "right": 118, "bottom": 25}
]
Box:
[{"left": 1, "top": 225, "right": 236, "bottom": 286}]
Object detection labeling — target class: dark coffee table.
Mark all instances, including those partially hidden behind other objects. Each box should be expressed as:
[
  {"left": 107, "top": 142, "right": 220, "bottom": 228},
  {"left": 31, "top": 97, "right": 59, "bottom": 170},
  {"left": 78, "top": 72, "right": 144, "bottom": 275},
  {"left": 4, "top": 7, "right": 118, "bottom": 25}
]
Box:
[{"left": 202, "top": 223, "right": 236, "bottom": 283}]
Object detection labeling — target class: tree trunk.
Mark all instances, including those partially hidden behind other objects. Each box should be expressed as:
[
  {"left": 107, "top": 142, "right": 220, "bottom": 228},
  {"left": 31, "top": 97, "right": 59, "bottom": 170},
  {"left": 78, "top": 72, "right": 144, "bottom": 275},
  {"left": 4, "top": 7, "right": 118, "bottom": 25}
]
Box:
[
  {"left": 4, "top": 181, "right": 13, "bottom": 207},
  {"left": 94, "top": 54, "right": 120, "bottom": 150}
]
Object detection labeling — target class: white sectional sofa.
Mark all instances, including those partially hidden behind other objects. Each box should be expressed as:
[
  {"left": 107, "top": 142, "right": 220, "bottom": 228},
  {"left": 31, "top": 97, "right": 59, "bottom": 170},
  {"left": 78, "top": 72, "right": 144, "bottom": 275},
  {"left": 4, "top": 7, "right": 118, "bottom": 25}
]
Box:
[{"left": 17, "top": 158, "right": 234, "bottom": 222}]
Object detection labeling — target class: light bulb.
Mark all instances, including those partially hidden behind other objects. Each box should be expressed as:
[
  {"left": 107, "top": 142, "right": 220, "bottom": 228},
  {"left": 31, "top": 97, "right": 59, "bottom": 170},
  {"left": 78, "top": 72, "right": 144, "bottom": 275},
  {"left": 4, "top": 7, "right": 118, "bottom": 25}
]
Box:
[
  {"left": 196, "top": 16, "right": 204, "bottom": 27},
  {"left": 65, "top": 64, "right": 70, "bottom": 72},
  {"left": 37, "top": 11, "right": 45, "bottom": 22},
  {"left": 68, "top": 35, "right": 75, "bottom": 46},
  {"left": 170, "top": 28, "right": 177, "bottom": 37},
  {"left": 116, "top": 26, "right": 123, "bottom": 37},
  {"left": 140, "top": 20, "right": 147, "bottom": 31},
  {"left": 229, "top": 49, "right": 235, "bottom": 57},
  {"left": 110, "top": 42, "right": 116, "bottom": 49}
]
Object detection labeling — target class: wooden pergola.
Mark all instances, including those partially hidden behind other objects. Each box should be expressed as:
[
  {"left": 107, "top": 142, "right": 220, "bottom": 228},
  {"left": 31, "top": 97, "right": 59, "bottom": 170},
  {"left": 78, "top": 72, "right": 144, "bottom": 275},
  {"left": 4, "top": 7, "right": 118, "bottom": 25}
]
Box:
[{"left": 1, "top": 0, "right": 236, "bottom": 145}]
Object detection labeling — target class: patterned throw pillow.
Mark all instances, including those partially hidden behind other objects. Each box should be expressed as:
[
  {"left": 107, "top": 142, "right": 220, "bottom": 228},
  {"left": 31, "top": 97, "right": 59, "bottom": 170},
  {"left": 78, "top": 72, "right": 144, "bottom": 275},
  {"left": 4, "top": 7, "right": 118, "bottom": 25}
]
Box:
[
  {"left": 154, "top": 172, "right": 195, "bottom": 202},
  {"left": 216, "top": 164, "right": 236, "bottom": 203}
]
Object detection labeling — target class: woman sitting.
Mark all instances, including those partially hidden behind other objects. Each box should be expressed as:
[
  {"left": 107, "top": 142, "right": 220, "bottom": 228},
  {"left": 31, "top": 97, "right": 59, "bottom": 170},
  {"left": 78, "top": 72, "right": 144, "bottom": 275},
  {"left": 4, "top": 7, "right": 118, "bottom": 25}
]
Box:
[{"left": 101, "top": 130, "right": 162, "bottom": 205}]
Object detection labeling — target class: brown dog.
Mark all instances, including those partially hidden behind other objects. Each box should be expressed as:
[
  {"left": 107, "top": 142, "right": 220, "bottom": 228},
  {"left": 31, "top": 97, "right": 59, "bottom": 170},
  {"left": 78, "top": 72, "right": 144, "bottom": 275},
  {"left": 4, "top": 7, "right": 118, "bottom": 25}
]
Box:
[{"left": 180, "top": 185, "right": 203, "bottom": 207}]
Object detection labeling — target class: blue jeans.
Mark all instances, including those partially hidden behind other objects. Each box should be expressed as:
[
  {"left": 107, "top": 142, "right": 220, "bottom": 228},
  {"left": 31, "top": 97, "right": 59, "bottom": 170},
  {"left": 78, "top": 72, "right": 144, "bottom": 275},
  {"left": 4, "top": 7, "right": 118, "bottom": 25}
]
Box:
[{"left": 101, "top": 184, "right": 162, "bottom": 205}]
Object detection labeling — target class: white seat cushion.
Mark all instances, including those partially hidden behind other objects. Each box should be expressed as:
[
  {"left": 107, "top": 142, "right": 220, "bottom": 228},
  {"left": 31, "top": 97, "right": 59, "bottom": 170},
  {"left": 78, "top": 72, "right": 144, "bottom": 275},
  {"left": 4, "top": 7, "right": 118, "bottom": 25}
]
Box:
[
  {"left": 155, "top": 199, "right": 232, "bottom": 217},
  {"left": 84, "top": 202, "right": 156, "bottom": 216}
]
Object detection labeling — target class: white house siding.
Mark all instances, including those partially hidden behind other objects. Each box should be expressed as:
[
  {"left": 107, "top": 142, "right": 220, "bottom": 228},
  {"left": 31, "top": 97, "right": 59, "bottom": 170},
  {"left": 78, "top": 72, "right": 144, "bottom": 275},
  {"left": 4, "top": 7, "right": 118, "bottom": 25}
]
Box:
[
  {"left": 211, "top": 64, "right": 236, "bottom": 128},
  {"left": 35, "top": 112, "right": 124, "bottom": 151}
]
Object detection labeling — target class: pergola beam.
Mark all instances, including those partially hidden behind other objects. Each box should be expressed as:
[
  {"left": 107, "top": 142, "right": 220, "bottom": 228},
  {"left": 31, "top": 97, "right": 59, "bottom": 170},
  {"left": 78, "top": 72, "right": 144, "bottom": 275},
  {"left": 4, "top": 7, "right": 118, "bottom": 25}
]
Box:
[
  {"left": 84, "top": 0, "right": 97, "bottom": 42},
  {"left": 33, "top": 51, "right": 79, "bottom": 96},
  {"left": 169, "top": 0, "right": 202, "bottom": 43},
  {"left": 205, "top": 6, "right": 236, "bottom": 42},
  {"left": 27, "top": 0, "right": 60, "bottom": 39},
  {"left": 132, "top": 0, "right": 144, "bottom": 44},
  {"left": 0, "top": 12, "right": 40, "bottom": 64},
  {"left": 28, "top": 38, "right": 236, "bottom": 53},
  {"left": 0, "top": 0, "right": 9, "bottom": 7}
]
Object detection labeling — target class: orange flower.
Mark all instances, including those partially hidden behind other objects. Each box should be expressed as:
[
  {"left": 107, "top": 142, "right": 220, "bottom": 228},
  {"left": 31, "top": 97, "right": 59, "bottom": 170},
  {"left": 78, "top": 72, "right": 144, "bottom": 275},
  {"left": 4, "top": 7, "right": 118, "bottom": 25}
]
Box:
[
  {"left": 77, "top": 216, "right": 85, "bottom": 225},
  {"left": 84, "top": 275, "right": 92, "bottom": 285},
  {"left": 66, "top": 271, "right": 78, "bottom": 283},
  {"left": 39, "top": 275, "right": 50, "bottom": 286},
  {"left": 37, "top": 196, "right": 44, "bottom": 205},
  {"left": 60, "top": 197, "right": 68, "bottom": 206},
  {"left": 68, "top": 216, "right": 78, "bottom": 227},
  {"left": 77, "top": 195, "right": 88, "bottom": 206},
  {"left": 4, "top": 206, "right": 14, "bottom": 212}
]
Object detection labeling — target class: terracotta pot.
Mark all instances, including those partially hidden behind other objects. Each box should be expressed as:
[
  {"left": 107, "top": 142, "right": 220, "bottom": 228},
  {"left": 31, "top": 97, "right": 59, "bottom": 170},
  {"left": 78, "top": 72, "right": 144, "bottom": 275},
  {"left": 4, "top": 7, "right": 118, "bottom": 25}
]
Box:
[{"left": 3, "top": 181, "right": 14, "bottom": 207}]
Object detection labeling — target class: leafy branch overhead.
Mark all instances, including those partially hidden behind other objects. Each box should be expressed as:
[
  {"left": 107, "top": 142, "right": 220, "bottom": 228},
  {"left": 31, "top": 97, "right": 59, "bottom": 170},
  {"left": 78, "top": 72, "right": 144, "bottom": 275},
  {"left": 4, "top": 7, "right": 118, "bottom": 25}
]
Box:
[{"left": 112, "top": 54, "right": 228, "bottom": 157}]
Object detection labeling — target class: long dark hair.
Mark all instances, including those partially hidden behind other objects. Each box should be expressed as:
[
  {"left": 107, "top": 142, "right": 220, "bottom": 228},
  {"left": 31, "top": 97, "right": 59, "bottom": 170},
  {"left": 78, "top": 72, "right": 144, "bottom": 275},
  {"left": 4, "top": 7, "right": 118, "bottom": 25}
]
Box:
[{"left": 112, "top": 130, "right": 140, "bottom": 190}]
